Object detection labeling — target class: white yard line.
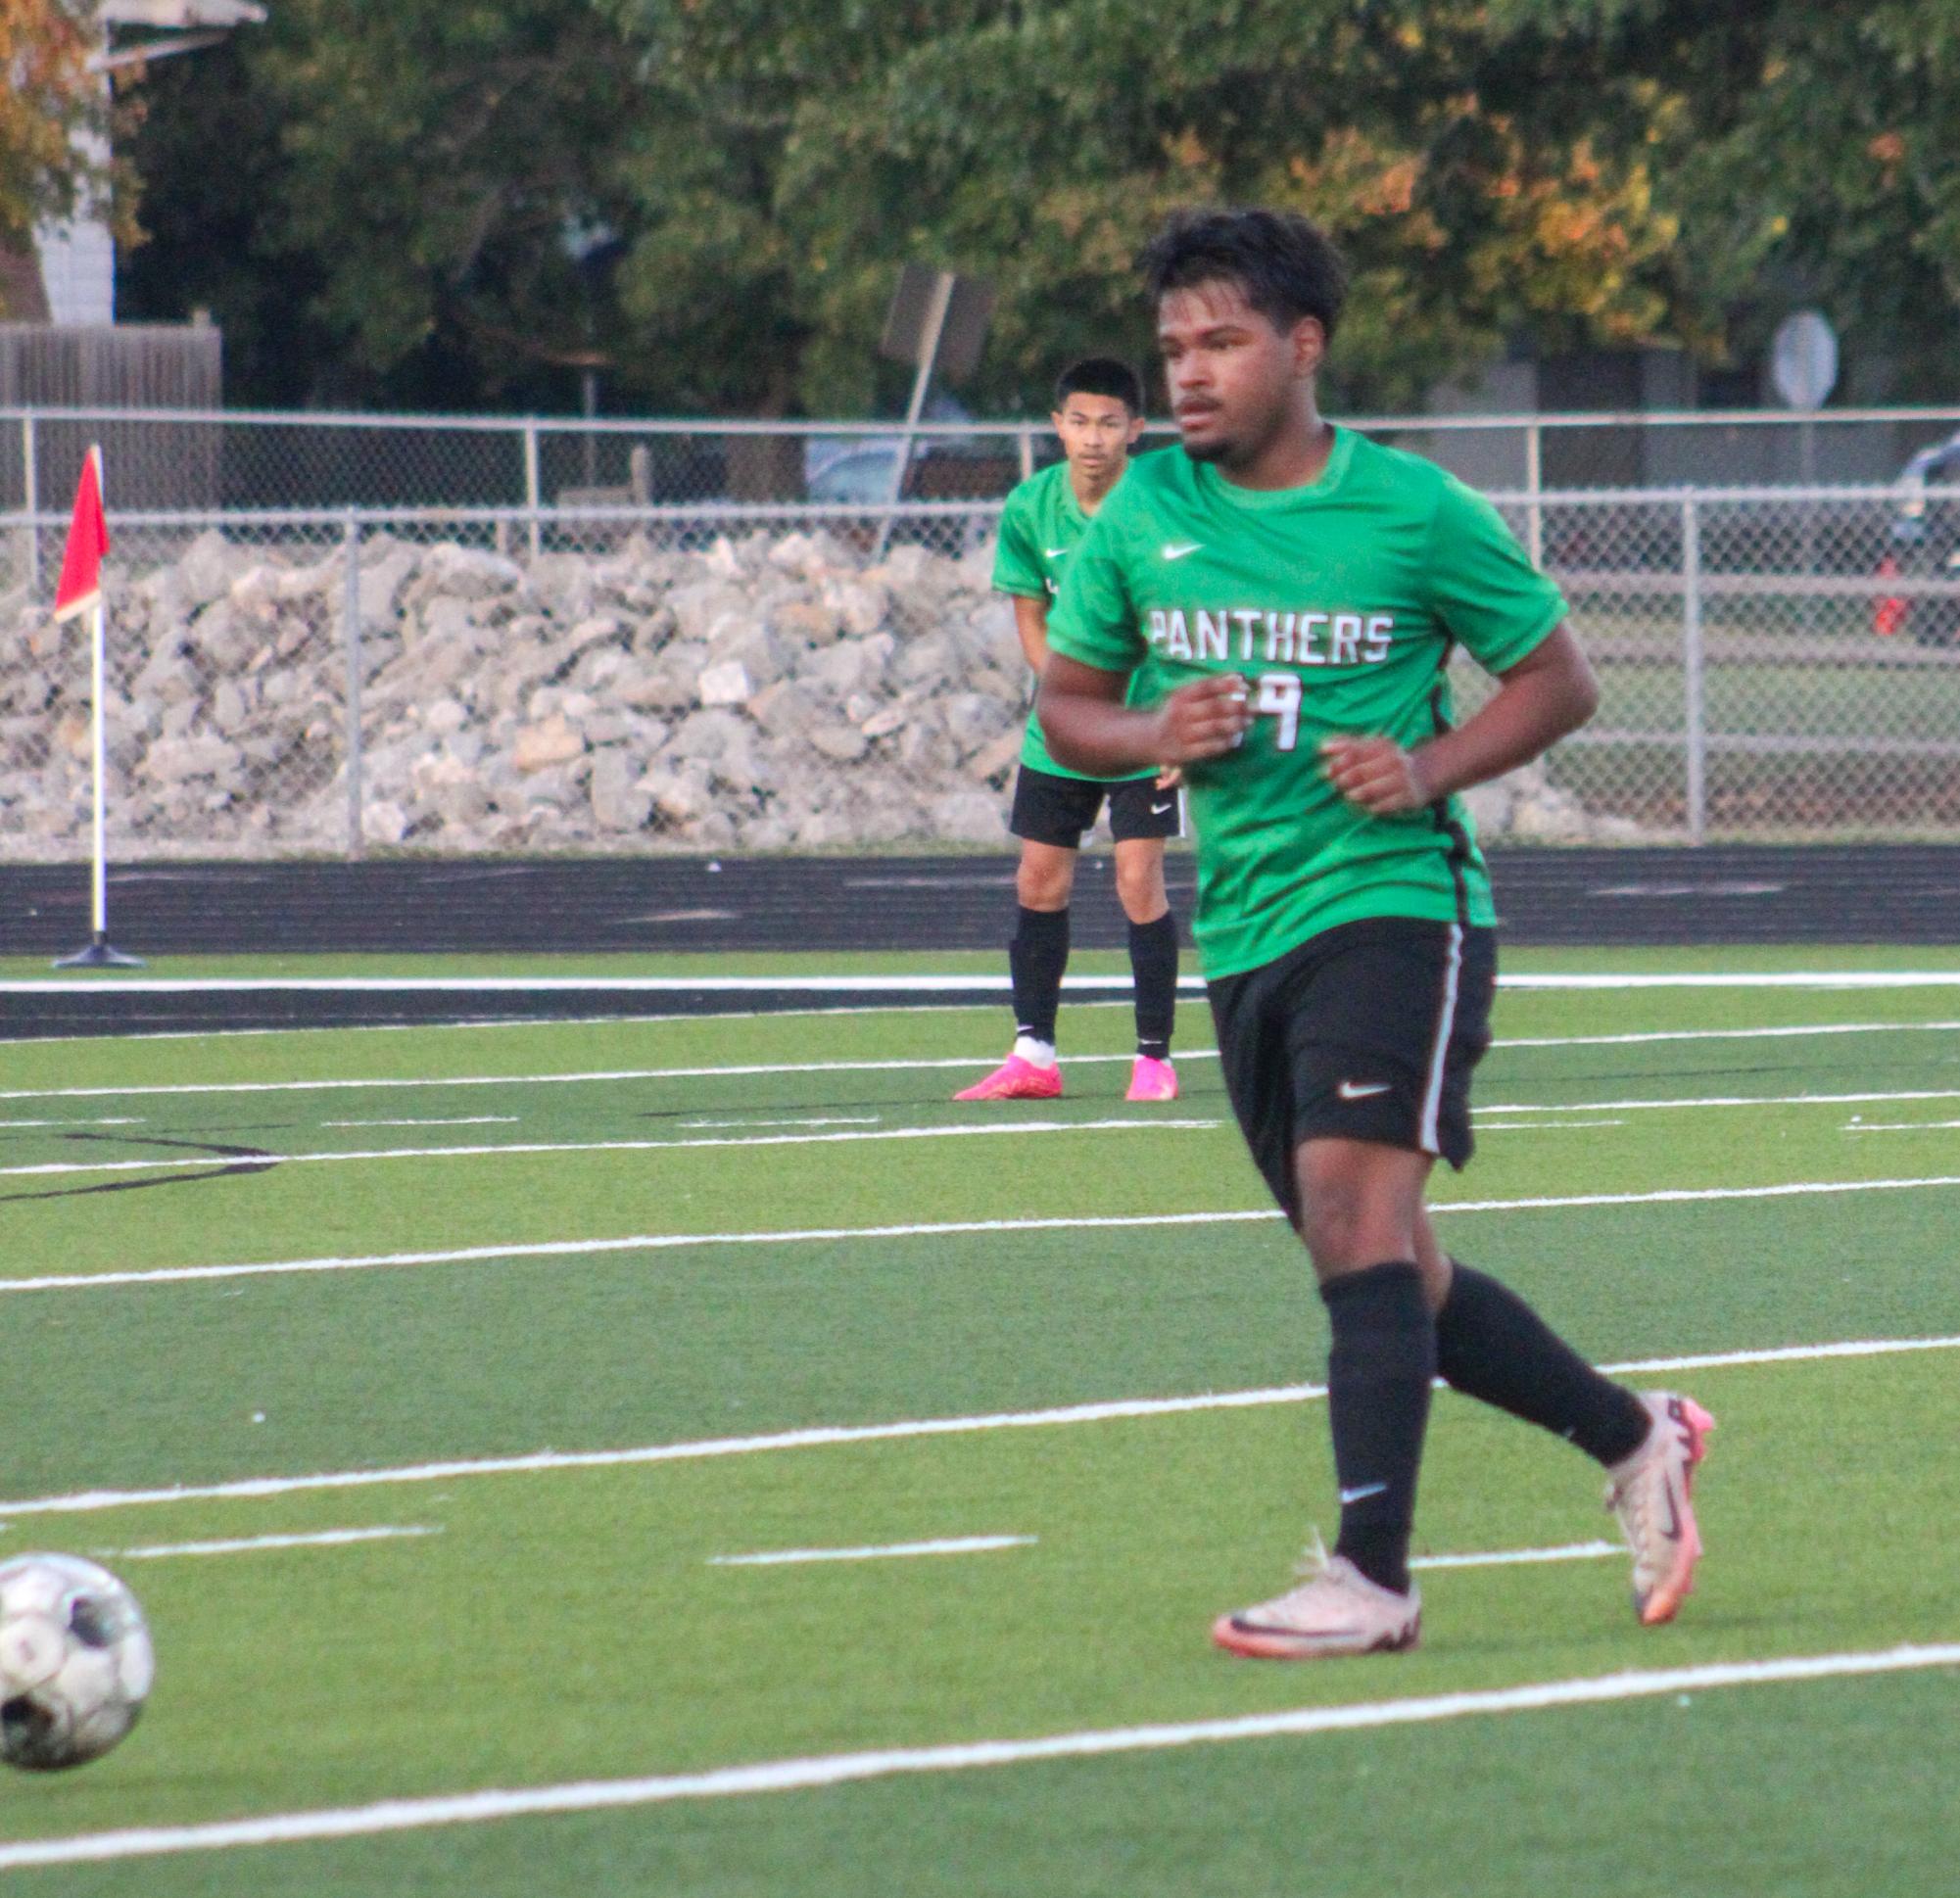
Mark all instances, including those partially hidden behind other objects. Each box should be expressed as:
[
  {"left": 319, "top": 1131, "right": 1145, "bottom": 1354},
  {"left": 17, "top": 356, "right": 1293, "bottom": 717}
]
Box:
[
  {"left": 707, "top": 1537, "right": 1607, "bottom": 1574},
  {"left": 321, "top": 1117, "right": 520, "bottom": 1129},
  {"left": 106, "top": 1527, "right": 441, "bottom": 1560},
  {"left": 0, "top": 1643, "right": 1953, "bottom": 1870},
  {"left": 0, "top": 1116, "right": 144, "bottom": 1128},
  {"left": 707, "top": 1536, "right": 1034, "bottom": 1568},
  {"left": 1, "top": 1015, "right": 1956, "bottom": 1105},
  {"left": 8, "top": 971, "right": 1960, "bottom": 998},
  {"left": 1411, "top": 1542, "right": 1621, "bottom": 1572},
  {"left": 7, "top": 1170, "right": 1960, "bottom": 1299},
  {"left": 0, "top": 1058, "right": 1073, "bottom": 1102},
  {"left": 1495, "top": 1019, "right": 1960, "bottom": 1048},
  {"left": 0, "top": 1333, "right": 1950, "bottom": 1521},
  {"left": 1499, "top": 973, "right": 1960, "bottom": 989},
  {"left": 18, "top": 1088, "right": 1944, "bottom": 1183},
  {"left": 1478, "top": 1118, "right": 1629, "bottom": 1131},
  {"left": 681, "top": 1116, "right": 882, "bottom": 1129},
  {"left": 1845, "top": 1120, "right": 1960, "bottom": 1133},
  {"left": 0, "top": 1002, "right": 1090, "bottom": 1049},
  {"left": 1481, "top": 1088, "right": 1960, "bottom": 1115},
  {"left": 0, "top": 1117, "right": 1219, "bottom": 1183}
]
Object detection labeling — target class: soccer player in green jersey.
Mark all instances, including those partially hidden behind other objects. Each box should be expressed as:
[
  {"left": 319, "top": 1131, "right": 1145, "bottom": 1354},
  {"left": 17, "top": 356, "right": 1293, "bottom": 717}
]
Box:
[
  {"left": 1039, "top": 208, "right": 1712, "bottom": 1658},
  {"left": 956, "top": 357, "right": 1183, "bottom": 1105}
]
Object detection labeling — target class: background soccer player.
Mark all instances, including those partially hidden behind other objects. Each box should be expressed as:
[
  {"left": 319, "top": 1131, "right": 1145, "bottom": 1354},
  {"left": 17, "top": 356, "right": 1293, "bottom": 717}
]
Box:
[
  {"left": 955, "top": 358, "right": 1183, "bottom": 1106},
  {"left": 1037, "top": 208, "right": 1712, "bottom": 1657}
]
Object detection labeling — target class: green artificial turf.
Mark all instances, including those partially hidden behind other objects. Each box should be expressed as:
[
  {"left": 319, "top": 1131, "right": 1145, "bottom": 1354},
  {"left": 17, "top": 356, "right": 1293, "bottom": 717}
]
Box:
[{"left": 0, "top": 953, "right": 1955, "bottom": 1892}]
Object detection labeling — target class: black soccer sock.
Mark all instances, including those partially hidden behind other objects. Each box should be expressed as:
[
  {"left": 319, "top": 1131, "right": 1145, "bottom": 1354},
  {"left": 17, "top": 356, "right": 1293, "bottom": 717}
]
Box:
[
  {"left": 1320, "top": 1261, "right": 1435, "bottom": 1597},
  {"left": 1435, "top": 1261, "right": 1650, "bottom": 1466},
  {"left": 1009, "top": 905, "right": 1070, "bottom": 1049},
  {"left": 1126, "top": 912, "right": 1178, "bottom": 1060}
]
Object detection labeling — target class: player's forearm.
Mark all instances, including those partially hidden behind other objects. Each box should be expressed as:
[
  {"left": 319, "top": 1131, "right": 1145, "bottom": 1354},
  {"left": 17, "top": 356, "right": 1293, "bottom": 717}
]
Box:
[
  {"left": 1041, "top": 658, "right": 1253, "bottom": 771},
  {"left": 1012, "top": 596, "right": 1051, "bottom": 673},
  {"left": 1410, "top": 631, "right": 1598, "bottom": 800},
  {"left": 1037, "top": 681, "right": 1163, "bottom": 776}
]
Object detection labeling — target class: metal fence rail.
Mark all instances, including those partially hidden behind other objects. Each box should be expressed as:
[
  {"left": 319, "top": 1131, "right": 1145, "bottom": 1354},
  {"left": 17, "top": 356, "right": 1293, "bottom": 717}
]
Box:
[
  {"left": 2, "top": 478, "right": 1956, "bottom": 861},
  {"left": 7, "top": 402, "right": 1960, "bottom": 525}
]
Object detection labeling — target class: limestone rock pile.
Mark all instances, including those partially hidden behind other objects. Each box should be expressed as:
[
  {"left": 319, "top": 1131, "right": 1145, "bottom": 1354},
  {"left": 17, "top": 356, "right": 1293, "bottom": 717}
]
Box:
[
  {"left": 0, "top": 524, "right": 1637, "bottom": 858},
  {"left": 1, "top": 526, "right": 1028, "bottom": 856}
]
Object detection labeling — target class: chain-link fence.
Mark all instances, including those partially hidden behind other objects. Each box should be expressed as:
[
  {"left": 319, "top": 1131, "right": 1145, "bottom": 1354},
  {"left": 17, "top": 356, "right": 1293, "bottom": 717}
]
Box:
[{"left": 4, "top": 463, "right": 1958, "bottom": 859}]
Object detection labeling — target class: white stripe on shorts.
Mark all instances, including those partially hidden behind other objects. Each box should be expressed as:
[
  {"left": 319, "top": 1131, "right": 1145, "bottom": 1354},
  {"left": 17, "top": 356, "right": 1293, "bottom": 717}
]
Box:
[{"left": 1418, "top": 922, "right": 1465, "bottom": 1155}]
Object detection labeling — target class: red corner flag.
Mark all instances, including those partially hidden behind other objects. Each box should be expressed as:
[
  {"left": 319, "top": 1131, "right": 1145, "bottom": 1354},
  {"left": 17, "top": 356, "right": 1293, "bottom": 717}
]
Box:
[{"left": 53, "top": 446, "right": 110, "bottom": 623}]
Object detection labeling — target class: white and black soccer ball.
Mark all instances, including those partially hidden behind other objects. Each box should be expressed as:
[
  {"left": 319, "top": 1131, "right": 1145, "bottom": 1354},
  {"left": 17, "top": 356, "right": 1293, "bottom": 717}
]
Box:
[{"left": 0, "top": 1554, "right": 154, "bottom": 1771}]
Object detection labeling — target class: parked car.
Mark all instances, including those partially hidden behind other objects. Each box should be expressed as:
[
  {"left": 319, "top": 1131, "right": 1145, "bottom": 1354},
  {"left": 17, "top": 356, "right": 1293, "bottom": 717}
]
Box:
[
  {"left": 804, "top": 407, "right": 1020, "bottom": 551},
  {"left": 1876, "top": 430, "right": 1960, "bottom": 645},
  {"left": 803, "top": 436, "right": 1019, "bottom": 507}
]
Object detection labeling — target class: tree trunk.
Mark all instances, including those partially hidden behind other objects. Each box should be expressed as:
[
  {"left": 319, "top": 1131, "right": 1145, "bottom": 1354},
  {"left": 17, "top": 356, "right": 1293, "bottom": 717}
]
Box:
[
  {"left": 724, "top": 362, "right": 807, "bottom": 502},
  {"left": 0, "top": 243, "right": 54, "bottom": 323}
]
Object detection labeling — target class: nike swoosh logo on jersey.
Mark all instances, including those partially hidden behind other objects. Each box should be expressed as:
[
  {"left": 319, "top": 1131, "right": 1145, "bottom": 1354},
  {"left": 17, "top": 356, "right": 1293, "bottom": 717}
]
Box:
[
  {"left": 1337, "top": 1080, "right": 1392, "bottom": 1101},
  {"left": 1045, "top": 547, "right": 1071, "bottom": 558},
  {"left": 1161, "top": 541, "right": 1204, "bottom": 560}
]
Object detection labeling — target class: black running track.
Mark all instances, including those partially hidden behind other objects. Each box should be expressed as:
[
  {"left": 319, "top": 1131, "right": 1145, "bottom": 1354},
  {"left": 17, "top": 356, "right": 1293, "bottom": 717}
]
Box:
[{"left": 2, "top": 846, "right": 1956, "bottom": 1038}]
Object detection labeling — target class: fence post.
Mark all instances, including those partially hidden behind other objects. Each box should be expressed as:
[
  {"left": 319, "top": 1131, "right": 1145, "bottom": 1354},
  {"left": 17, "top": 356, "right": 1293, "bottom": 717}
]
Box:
[
  {"left": 1681, "top": 493, "right": 1706, "bottom": 845},
  {"left": 1524, "top": 419, "right": 1543, "bottom": 568},
  {"left": 522, "top": 422, "right": 543, "bottom": 562},
  {"left": 343, "top": 513, "right": 364, "bottom": 859},
  {"left": 1017, "top": 426, "right": 1034, "bottom": 482},
  {"left": 22, "top": 415, "right": 39, "bottom": 596}
]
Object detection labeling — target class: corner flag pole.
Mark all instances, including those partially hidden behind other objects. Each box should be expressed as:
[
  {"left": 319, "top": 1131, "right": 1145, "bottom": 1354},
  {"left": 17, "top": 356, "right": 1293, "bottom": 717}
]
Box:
[{"left": 52, "top": 446, "right": 143, "bottom": 972}]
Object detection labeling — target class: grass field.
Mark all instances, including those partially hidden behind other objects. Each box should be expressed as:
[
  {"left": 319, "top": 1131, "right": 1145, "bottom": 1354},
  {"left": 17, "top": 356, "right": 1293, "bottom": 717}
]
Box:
[{"left": 1, "top": 948, "right": 1957, "bottom": 1893}]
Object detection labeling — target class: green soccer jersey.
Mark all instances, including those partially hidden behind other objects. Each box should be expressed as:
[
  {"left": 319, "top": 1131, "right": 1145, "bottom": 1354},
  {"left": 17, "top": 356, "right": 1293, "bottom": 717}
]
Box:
[
  {"left": 992, "top": 460, "right": 1154, "bottom": 783},
  {"left": 1046, "top": 426, "right": 1565, "bottom": 977}
]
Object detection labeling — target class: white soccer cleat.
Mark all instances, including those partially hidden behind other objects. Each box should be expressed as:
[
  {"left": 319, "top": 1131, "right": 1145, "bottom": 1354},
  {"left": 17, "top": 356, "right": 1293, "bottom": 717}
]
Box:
[
  {"left": 1212, "top": 1535, "right": 1420, "bottom": 1659},
  {"left": 1604, "top": 1391, "right": 1715, "bottom": 1627}
]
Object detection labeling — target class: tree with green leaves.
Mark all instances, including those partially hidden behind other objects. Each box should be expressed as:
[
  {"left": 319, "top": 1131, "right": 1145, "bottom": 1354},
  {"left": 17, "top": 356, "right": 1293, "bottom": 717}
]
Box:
[
  {"left": 116, "top": 0, "right": 1960, "bottom": 415},
  {"left": 126, "top": 0, "right": 652, "bottom": 410},
  {"left": 0, "top": 0, "right": 130, "bottom": 320},
  {"left": 1492, "top": 0, "right": 1960, "bottom": 400},
  {"left": 602, "top": 0, "right": 1700, "bottom": 415}
]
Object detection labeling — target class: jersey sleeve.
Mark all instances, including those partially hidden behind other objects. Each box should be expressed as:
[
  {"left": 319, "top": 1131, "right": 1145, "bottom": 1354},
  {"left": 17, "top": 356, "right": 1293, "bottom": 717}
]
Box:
[
  {"left": 1044, "top": 510, "right": 1142, "bottom": 676},
  {"left": 1423, "top": 475, "right": 1567, "bottom": 672},
  {"left": 990, "top": 488, "right": 1048, "bottom": 598}
]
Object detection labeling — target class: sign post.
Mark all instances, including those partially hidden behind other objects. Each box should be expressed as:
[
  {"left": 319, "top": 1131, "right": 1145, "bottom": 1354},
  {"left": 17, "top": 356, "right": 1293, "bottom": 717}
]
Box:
[
  {"left": 875, "top": 265, "right": 994, "bottom": 554},
  {"left": 1771, "top": 309, "right": 1839, "bottom": 589}
]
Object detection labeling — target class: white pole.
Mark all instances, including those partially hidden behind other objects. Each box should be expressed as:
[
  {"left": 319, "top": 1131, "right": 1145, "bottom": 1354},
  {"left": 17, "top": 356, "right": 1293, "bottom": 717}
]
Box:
[
  {"left": 54, "top": 443, "right": 141, "bottom": 968},
  {"left": 22, "top": 416, "right": 39, "bottom": 595},
  {"left": 89, "top": 593, "right": 109, "bottom": 935},
  {"left": 1682, "top": 494, "right": 1706, "bottom": 845}
]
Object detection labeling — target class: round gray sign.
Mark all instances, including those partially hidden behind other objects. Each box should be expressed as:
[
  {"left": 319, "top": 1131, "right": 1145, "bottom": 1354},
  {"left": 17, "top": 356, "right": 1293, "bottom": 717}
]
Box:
[{"left": 1771, "top": 310, "right": 1839, "bottom": 410}]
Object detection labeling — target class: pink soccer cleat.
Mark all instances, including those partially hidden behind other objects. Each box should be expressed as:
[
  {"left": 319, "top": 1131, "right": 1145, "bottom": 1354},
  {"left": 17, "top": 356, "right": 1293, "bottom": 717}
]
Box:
[
  {"left": 1604, "top": 1391, "right": 1715, "bottom": 1627},
  {"left": 1213, "top": 1536, "right": 1420, "bottom": 1660},
  {"left": 954, "top": 1054, "right": 1063, "bottom": 1102},
  {"left": 1125, "top": 1056, "right": 1178, "bottom": 1102}
]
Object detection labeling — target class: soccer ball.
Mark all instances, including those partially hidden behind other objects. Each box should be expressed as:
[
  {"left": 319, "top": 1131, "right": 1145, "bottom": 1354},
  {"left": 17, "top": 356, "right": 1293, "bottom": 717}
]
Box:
[{"left": 0, "top": 1554, "right": 154, "bottom": 1771}]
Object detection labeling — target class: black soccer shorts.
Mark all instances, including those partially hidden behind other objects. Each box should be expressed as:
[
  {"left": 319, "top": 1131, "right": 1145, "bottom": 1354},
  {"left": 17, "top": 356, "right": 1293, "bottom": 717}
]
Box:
[
  {"left": 1207, "top": 917, "right": 1498, "bottom": 1220},
  {"left": 1009, "top": 763, "right": 1181, "bottom": 848}
]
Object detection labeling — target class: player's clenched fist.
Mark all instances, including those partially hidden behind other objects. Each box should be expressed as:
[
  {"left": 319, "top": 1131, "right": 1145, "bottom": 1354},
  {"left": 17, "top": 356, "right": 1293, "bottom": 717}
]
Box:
[
  {"left": 1320, "top": 735, "right": 1432, "bottom": 813},
  {"left": 1150, "top": 674, "right": 1255, "bottom": 763}
]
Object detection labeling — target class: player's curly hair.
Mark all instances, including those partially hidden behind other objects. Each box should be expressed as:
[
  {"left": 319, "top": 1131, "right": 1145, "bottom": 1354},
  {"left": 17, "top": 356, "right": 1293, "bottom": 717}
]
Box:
[
  {"left": 1137, "top": 208, "right": 1348, "bottom": 345},
  {"left": 1054, "top": 357, "right": 1145, "bottom": 416}
]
